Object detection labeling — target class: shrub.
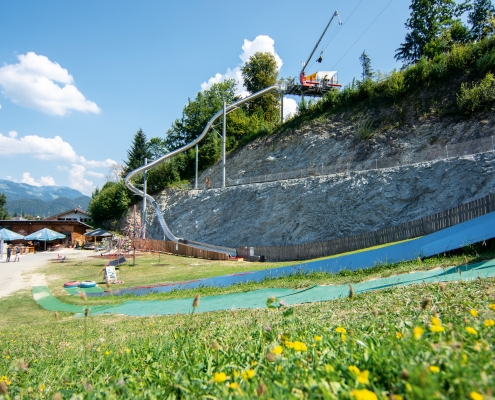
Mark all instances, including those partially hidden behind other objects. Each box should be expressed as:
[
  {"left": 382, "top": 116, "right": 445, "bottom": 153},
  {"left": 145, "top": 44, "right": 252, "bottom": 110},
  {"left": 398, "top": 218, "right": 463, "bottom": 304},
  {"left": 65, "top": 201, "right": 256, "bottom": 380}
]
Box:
[{"left": 457, "top": 72, "right": 495, "bottom": 114}]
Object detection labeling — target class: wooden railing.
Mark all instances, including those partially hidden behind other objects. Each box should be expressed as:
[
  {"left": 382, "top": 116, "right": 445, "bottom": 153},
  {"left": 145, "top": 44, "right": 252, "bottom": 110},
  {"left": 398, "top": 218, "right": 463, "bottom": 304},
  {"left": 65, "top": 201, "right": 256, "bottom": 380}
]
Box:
[
  {"left": 238, "top": 193, "right": 495, "bottom": 262},
  {"left": 134, "top": 239, "right": 230, "bottom": 260}
]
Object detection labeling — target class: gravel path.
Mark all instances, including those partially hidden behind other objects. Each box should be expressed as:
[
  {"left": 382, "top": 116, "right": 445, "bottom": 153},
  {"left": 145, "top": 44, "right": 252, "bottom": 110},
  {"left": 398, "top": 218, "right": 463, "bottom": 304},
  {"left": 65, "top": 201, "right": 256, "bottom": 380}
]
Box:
[{"left": 0, "top": 248, "right": 91, "bottom": 299}]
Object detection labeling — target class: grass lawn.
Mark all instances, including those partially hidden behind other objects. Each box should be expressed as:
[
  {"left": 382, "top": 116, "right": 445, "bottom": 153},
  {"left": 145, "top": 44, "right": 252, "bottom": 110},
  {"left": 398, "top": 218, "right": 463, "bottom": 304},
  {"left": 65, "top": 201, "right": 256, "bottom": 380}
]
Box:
[{"left": 1, "top": 241, "right": 495, "bottom": 398}]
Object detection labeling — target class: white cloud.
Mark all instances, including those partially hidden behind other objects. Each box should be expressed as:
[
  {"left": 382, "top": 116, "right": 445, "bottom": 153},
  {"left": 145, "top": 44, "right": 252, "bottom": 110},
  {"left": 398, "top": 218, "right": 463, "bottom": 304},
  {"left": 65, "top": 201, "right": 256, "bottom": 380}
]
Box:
[
  {"left": 1, "top": 130, "right": 116, "bottom": 194},
  {"left": 0, "top": 132, "right": 116, "bottom": 168},
  {"left": 21, "top": 172, "right": 55, "bottom": 187},
  {"left": 201, "top": 35, "right": 283, "bottom": 96},
  {"left": 283, "top": 97, "right": 298, "bottom": 119},
  {"left": 86, "top": 170, "right": 105, "bottom": 179},
  {"left": 0, "top": 52, "right": 101, "bottom": 116},
  {"left": 69, "top": 164, "right": 94, "bottom": 194}
]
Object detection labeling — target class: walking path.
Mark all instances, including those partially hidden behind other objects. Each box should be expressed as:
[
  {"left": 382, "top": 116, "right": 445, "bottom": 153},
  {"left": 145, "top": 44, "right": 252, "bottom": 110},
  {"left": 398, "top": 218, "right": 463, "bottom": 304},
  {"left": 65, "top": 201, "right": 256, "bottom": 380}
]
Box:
[{"left": 0, "top": 249, "right": 90, "bottom": 299}]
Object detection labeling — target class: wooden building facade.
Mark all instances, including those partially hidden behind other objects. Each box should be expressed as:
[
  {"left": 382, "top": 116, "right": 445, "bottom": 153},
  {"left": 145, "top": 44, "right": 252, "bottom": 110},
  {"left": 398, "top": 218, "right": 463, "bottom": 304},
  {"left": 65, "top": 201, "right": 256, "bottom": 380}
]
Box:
[{"left": 0, "top": 220, "right": 93, "bottom": 246}]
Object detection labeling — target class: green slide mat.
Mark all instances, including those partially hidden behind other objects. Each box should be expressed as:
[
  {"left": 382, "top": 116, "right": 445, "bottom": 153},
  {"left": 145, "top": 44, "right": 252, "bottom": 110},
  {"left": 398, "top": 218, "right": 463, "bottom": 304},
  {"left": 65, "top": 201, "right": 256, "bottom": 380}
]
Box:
[
  {"left": 32, "top": 259, "right": 495, "bottom": 317},
  {"left": 64, "top": 286, "right": 104, "bottom": 296}
]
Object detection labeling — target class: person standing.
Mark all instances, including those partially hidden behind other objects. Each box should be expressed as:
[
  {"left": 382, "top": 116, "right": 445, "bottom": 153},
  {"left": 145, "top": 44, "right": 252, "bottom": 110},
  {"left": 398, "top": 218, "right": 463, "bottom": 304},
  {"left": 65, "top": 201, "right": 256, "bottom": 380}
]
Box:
[
  {"left": 14, "top": 246, "right": 20, "bottom": 262},
  {"left": 6, "top": 245, "right": 11, "bottom": 262}
]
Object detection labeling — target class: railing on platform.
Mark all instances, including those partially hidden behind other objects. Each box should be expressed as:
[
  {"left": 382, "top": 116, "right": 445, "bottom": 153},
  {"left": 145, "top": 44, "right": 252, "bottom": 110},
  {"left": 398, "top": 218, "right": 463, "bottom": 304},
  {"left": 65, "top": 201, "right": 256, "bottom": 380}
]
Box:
[{"left": 237, "top": 193, "right": 495, "bottom": 262}]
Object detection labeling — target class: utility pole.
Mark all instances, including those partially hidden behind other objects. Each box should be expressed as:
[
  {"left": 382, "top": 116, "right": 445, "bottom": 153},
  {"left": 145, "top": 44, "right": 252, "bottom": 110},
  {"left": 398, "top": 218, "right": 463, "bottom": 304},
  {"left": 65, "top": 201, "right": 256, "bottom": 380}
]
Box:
[
  {"left": 195, "top": 144, "right": 198, "bottom": 189},
  {"left": 222, "top": 100, "right": 226, "bottom": 187},
  {"left": 133, "top": 204, "right": 136, "bottom": 266},
  {"left": 142, "top": 158, "right": 147, "bottom": 239}
]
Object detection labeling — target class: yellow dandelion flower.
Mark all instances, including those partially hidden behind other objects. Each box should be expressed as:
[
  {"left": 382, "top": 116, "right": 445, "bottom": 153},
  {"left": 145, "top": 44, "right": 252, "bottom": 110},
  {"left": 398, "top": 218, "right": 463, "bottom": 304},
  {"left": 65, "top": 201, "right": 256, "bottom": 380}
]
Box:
[
  {"left": 429, "top": 324, "right": 445, "bottom": 333},
  {"left": 431, "top": 316, "right": 442, "bottom": 326},
  {"left": 341, "top": 334, "right": 347, "bottom": 341},
  {"left": 470, "top": 309, "right": 478, "bottom": 318},
  {"left": 461, "top": 353, "right": 468, "bottom": 365},
  {"left": 104, "top": 350, "right": 110, "bottom": 356},
  {"left": 213, "top": 372, "right": 227, "bottom": 383},
  {"left": 348, "top": 365, "right": 361, "bottom": 375},
  {"left": 270, "top": 345, "right": 283, "bottom": 355},
  {"left": 357, "top": 370, "right": 370, "bottom": 385},
  {"left": 484, "top": 319, "right": 495, "bottom": 327},
  {"left": 285, "top": 341, "right": 294, "bottom": 349},
  {"left": 125, "top": 348, "right": 131, "bottom": 354},
  {"left": 314, "top": 335, "right": 322, "bottom": 341},
  {"left": 5, "top": 356, "right": 10, "bottom": 359},
  {"left": 292, "top": 341, "right": 307, "bottom": 351},
  {"left": 396, "top": 332, "right": 403, "bottom": 339},
  {"left": 233, "top": 370, "right": 240, "bottom": 378},
  {"left": 250, "top": 361, "right": 257, "bottom": 366},
  {"left": 413, "top": 326, "right": 424, "bottom": 340},
  {"left": 350, "top": 388, "right": 378, "bottom": 400},
  {"left": 277, "top": 365, "right": 283, "bottom": 372},
  {"left": 0, "top": 376, "right": 12, "bottom": 385},
  {"left": 429, "top": 366, "right": 440, "bottom": 373},
  {"left": 39, "top": 383, "right": 46, "bottom": 392},
  {"left": 241, "top": 369, "right": 255, "bottom": 380},
  {"left": 469, "top": 391, "right": 484, "bottom": 400},
  {"left": 325, "top": 364, "right": 335, "bottom": 373},
  {"left": 335, "top": 327, "right": 347, "bottom": 334},
  {"left": 466, "top": 326, "right": 478, "bottom": 335},
  {"left": 489, "top": 304, "right": 495, "bottom": 311},
  {"left": 229, "top": 382, "right": 240, "bottom": 389}
]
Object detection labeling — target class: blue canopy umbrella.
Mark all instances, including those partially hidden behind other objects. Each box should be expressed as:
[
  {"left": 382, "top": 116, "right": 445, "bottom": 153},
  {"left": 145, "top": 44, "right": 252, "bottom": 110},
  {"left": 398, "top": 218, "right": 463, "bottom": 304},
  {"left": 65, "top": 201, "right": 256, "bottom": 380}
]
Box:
[
  {"left": 25, "top": 228, "right": 66, "bottom": 250},
  {"left": 0, "top": 228, "right": 26, "bottom": 241}
]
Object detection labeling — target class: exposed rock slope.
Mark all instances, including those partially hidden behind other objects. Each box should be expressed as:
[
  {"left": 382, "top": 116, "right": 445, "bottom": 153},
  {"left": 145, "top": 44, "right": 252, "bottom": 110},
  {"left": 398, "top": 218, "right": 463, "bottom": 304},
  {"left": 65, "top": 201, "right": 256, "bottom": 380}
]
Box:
[{"left": 144, "top": 111, "right": 495, "bottom": 248}]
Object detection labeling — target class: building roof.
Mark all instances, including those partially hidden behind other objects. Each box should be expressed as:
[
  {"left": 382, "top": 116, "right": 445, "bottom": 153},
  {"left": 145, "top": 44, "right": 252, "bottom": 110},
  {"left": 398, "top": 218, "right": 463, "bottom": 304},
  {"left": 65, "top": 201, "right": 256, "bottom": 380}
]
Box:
[
  {"left": 0, "top": 219, "right": 94, "bottom": 229},
  {"left": 43, "top": 208, "right": 91, "bottom": 220}
]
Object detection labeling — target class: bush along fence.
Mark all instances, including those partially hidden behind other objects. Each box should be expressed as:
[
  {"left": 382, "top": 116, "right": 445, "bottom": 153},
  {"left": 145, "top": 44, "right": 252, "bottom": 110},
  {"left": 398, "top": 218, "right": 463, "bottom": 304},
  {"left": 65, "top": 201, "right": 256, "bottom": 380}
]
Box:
[{"left": 237, "top": 193, "right": 495, "bottom": 262}]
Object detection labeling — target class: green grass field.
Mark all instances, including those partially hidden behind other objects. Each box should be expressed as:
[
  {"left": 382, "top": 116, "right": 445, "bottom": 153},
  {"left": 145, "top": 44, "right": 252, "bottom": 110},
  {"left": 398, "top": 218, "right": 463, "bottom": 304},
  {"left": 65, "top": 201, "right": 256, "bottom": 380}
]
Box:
[{"left": 1, "top": 241, "right": 495, "bottom": 399}]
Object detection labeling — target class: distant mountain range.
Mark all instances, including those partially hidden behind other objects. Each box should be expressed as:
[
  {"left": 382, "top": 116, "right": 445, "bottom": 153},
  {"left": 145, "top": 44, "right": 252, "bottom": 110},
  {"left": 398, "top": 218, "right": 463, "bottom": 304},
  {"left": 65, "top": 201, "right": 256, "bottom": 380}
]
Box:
[{"left": 0, "top": 179, "right": 91, "bottom": 218}]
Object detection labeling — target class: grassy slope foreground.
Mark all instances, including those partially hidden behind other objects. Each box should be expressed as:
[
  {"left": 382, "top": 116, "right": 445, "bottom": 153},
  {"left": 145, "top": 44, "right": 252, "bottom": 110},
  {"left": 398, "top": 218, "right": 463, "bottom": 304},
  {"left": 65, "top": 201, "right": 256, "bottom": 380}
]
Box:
[{"left": 1, "top": 243, "right": 495, "bottom": 398}]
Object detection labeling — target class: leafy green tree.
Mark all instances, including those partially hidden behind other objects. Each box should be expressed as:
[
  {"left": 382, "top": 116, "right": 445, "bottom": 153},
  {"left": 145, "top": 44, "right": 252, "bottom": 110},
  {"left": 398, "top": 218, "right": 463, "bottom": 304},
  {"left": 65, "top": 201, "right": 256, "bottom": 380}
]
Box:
[
  {"left": 165, "top": 80, "right": 239, "bottom": 151},
  {"left": 424, "top": 19, "right": 471, "bottom": 58},
  {"left": 124, "top": 129, "right": 150, "bottom": 173},
  {"left": 147, "top": 137, "right": 168, "bottom": 160},
  {"left": 241, "top": 52, "right": 280, "bottom": 122},
  {"left": 469, "top": 0, "right": 495, "bottom": 40},
  {"left": 395, "top": 0, "right": 458, "bottom": 65},
  {"left": 88, "top": 181, "right": 131, "bottom": 225},
  {"left": 359, "top": 51, "right": 373, "bottom": 81},
  {"left": 0, "top": 193, "right": 9, "bottom": 220}
]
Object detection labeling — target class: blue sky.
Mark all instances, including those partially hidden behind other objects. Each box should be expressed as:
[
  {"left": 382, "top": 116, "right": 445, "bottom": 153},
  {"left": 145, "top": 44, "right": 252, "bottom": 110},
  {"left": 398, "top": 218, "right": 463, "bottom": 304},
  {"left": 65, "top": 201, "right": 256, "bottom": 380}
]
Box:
[{"left": 0, "top": 0, "right": 410, "bottom": 195}]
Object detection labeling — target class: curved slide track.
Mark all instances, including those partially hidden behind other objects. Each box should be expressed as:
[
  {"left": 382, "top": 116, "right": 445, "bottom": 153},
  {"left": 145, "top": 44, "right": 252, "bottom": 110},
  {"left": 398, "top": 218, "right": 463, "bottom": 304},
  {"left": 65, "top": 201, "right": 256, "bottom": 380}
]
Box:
[{"left": 124, "top": 85, "right": 281, "bottom": 255}]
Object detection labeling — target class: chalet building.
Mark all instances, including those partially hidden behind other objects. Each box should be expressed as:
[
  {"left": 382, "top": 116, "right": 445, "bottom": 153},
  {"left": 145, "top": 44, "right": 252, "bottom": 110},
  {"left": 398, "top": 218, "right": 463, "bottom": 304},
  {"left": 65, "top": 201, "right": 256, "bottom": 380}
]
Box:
[
  {"left": 0, "top": 219, "right": 93, "bottom": 246},
  {"left": 44, "top": 208, "right": 92, "bottom": 224}
]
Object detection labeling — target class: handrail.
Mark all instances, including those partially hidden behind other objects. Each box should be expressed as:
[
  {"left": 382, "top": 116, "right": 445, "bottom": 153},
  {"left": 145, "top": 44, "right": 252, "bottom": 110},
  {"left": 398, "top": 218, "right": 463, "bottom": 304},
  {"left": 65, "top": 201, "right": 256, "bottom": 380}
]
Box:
[{"left": 124, "top": 84, "right": 281, "bottom": 243}]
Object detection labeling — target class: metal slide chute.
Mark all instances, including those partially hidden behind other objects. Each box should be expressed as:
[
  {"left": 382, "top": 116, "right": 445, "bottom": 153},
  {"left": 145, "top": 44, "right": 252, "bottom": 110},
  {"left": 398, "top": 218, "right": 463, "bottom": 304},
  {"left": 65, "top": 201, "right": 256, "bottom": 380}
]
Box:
[{"left": 124, "top": 85, "right": 281, "bottom": 248}]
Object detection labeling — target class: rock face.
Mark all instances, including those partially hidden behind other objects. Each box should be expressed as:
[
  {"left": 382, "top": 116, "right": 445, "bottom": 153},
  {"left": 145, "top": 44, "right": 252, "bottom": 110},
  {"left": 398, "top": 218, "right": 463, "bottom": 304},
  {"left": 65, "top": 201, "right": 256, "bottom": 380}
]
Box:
[{"left": 143, "top": 111, "right": 495, "bottom": 248}]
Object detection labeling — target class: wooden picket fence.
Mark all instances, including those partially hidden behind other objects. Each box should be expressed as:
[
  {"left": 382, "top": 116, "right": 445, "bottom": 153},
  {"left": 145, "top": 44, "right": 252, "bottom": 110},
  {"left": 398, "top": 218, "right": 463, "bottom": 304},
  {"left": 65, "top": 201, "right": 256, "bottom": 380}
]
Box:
[
  {"left": 238, "top": 193, "right": 495, "bottom": 262},
  {"left": 134, "top": 238, "right": 230, "bottom": 260}
]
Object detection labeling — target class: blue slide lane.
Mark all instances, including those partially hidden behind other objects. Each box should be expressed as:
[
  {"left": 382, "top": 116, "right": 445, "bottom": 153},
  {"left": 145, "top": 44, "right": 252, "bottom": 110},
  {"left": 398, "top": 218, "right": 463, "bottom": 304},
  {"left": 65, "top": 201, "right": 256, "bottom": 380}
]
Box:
[{"left": 88, "top": 211, "right": 495, "bottom": 297}]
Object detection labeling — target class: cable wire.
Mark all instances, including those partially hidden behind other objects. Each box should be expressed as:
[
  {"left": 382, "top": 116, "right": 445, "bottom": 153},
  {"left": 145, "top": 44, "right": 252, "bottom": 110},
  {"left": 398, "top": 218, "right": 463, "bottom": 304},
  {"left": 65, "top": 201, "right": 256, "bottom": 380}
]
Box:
[{"left": 332, "top": 0, "right": 395, "bottom": 69}]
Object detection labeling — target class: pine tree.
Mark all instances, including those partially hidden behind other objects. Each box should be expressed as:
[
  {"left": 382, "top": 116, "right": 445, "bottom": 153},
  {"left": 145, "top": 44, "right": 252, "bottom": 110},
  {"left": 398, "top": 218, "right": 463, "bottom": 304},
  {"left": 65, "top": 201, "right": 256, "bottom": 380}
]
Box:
[
  {"left": 0, "top": 193, "right": 9, "bottom": 220},
  {"left": 395, "top": 0, "right": 457, "bottom": 66},
  {"left": 469, "top": 0, "right": 495, "bottom": 40},
  {"left": 124, "top": 129, "right": 150, "bottom": 173},
  {"left": 359, "top": 51, "right": 373, "bottom": 81}
]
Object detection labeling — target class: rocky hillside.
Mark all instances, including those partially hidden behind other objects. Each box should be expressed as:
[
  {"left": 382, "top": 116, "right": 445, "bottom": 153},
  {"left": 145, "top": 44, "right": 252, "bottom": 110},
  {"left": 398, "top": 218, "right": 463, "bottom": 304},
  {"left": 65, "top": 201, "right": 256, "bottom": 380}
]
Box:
[{"left": 143, "top": 107, "right": 495, "bottom": 248}]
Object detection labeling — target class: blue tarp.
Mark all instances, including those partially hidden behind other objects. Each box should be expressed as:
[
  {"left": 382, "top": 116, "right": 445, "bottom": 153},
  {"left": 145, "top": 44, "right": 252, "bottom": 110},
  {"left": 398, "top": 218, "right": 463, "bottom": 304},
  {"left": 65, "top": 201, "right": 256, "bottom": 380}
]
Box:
[{"left": 88, "top": 211, "right": 495, "bottom": 297}]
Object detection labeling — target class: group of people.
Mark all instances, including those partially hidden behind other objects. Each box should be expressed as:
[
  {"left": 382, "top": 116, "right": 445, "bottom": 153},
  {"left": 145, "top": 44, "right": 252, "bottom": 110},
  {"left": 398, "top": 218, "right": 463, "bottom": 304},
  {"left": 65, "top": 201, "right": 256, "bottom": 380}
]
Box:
[{"left": 5, "top": 245, "right": 20, "bottom": 262}]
